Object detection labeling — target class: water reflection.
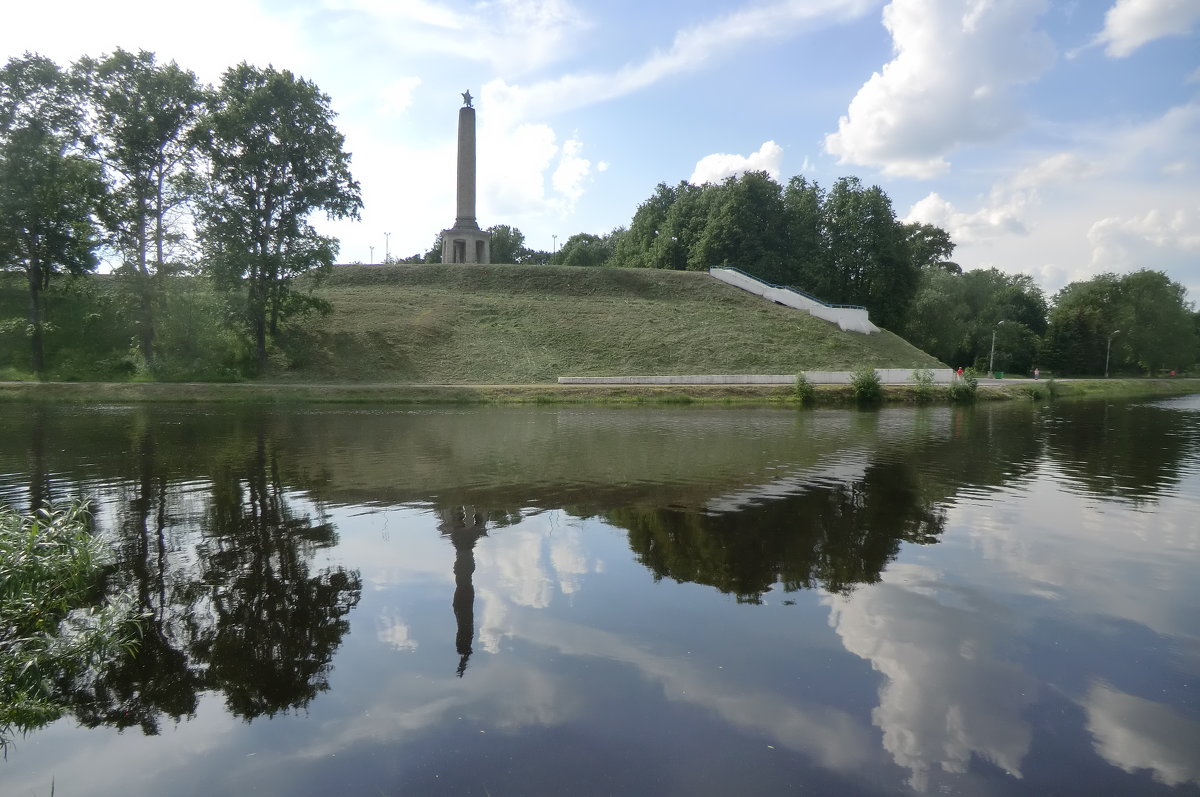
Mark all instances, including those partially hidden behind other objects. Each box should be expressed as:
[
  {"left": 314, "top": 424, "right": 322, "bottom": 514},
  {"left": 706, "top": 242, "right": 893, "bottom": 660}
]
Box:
[
  {"left": 53, "top": 423, "right": 362, "bottom": 735},
  {"left": 825, "top": 564, "right": 1036, "bottom": 790},
  {"left": 0, "top": 399, "right": 1197, "bottom": 795}
]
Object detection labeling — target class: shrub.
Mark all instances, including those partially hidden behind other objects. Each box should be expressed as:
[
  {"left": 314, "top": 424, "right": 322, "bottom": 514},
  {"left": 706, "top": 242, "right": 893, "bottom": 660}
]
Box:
[
  {"left": 911, "top": 368, "right": 936, "bottom": 402},
  {"left": 794, "top": 372, "right": 815, "bottom": 405},
  {"left": 850, "top": 365, "right": 883, "bottom": 403},
  {"left": 0, "top": 503, "right": 142, "bottom": 749},
  {"left": 949, "top": 367, "right": 979, "bottom": 403}
]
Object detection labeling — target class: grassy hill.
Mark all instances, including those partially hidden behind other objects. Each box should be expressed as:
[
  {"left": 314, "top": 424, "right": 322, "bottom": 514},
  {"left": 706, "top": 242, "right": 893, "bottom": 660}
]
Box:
[{"left": 275, "top": 263, "right": 941, "bottom": 383}]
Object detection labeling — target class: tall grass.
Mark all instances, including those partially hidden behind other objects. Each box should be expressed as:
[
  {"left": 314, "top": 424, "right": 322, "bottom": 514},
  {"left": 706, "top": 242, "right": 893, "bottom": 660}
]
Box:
[{"left": 0, "top": 504, "right": 141, "bottom": 750}]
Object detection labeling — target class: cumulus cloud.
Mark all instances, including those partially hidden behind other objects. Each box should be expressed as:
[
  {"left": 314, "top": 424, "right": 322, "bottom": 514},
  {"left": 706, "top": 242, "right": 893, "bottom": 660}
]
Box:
[
  {"left": 1093, "top": 0, "right": 1200, "bottom": 58},
  {"left": 825, "top": 565, "right": 1036, "bottom": 791},
  {"left": 905, "top": 191, "right": 1030, "bottom": 243},
  {"left": 1088, "top": 207, "right": 1200, "bottom": 270},
  {"left": 378, "top": 76, "right": 422, "bottom": 116},
  {"left": 477, "top": 110, "right": 598, "bottom": 217},
  {"left": 689, "top": 140, "right": 784, "bottom": 185},
  {"left": 825, "top": 0, "right": 1055, "bottom": 177},
  {"left": 1083, "top": 681, "right": 1200, "bottom": 787}
]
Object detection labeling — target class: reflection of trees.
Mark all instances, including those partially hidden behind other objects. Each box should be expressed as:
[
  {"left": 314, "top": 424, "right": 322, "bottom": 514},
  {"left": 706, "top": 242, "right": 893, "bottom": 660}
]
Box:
[
  {"left": 66, "top": 423, "right": 362, "bottom": 731},
  {"left": 1044, "top": 402, "right": 1198, "bottom": 504},
  {"left": 193, "top": 430, "right": 362, "bottom": 718},
  {"left": 611, "top": 459, "right": 946, "bottom": 601}
]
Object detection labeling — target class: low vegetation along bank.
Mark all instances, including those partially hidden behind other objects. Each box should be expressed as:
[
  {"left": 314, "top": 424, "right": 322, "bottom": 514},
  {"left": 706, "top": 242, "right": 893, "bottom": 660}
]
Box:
[{"left": 2, "top": 377, "right": 1196, "bottom": 406}]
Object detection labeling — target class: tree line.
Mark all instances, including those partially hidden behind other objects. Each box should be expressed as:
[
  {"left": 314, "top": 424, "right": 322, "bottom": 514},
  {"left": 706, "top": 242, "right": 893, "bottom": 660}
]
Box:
[
  {"left": 456, "top": 171, "right": 1198, "bottom": 376},
  {"left": 0, "top": 50, "right": 360, "bottom": 376}
]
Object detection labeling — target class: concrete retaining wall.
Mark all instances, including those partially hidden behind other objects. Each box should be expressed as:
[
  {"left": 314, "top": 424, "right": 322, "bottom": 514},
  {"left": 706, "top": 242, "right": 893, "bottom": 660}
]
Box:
[
  {"left": 709, "top": 268, "right": 880, "bottom": 334},
  {"left": 558, "top": 370, "right": 954, "bottom": 385}
]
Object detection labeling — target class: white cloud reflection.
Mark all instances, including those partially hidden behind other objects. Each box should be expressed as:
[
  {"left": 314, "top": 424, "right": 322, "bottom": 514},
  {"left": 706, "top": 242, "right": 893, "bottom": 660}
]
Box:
[{"left": 824, "top": 564, "right": 1036, "bottom": 791}]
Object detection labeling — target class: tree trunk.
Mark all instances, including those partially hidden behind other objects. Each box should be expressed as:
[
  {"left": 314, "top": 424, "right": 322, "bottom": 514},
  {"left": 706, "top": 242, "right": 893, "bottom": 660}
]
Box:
[{"left": 27, "top": 265, "right": 44, "bottom": 375}]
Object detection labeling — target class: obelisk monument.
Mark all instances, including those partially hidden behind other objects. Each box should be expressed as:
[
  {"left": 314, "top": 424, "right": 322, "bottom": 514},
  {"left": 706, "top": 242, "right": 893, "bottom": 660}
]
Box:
[{"left": 440, "top": 91, "right": 490, "bottom": 264}]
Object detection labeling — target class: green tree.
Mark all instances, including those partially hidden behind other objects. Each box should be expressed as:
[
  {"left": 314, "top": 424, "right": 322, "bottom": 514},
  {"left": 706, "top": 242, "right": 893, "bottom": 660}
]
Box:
[
  {"left": 76, "top": 49, "right": 206, "bottom": 365},
  {"left": 612, "top": 182, "right": 677, "bottom": 268},
  {"left": 559, "top": 232, "right": 614, "bottom": 267},
  {"left": 486, "top": 224, "right": 526, "bottom": 263},
  {"left": 1115, "top": 270, "right": 1195, "bottom": 374},
  {"left": 694, "top": 171, "right": 787, "bottom": 282},
  {"left": 0, "top": 54, "right": 104, "bottom": 374},
  {"left": 195, "top": 63, "right": 361, "bottom": 369},
  {"left": 782, "top": 175, "right": 827, "bottom": 293}
]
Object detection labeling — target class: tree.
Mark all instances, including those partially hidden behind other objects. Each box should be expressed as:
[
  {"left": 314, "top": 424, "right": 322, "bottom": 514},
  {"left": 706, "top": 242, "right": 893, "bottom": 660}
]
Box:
[
  {"left": 76, "top": 49, "right": 206, "bottom": 365},
  {"left": 486, "top": 224, "right": 526, "bottom": 264},
  {"left": 694, "top": 171, "right": 787, "bottom": 282},
  {"left": 196, "top": 63, "right": 361, "bottom": 369},
  {"left": 612, "top": 182, "right": 677, "bottom": 268},
  {"left": 0, "top": 54, "right": 104, "bottom": 374},
  {"left": 559, "top": 232, "right": 614, "bottom": 267}
]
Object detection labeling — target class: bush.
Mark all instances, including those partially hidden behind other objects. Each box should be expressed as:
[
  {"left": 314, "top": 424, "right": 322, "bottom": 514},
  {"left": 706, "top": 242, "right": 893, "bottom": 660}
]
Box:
[
  {"left": 949, "top": 367, "right": 979, "bottom": 403},
  {"left": 794, "top": 372, "right": 815, "bottom": 405},
  {"left": 911, "top": 368, "right": 936, "bottom": 402},
  {"left": 0, "top": 503, "right": 142, "bottom": 749},
  {"left": 850, "top": 365, "right": 882, "bottom": 403}
]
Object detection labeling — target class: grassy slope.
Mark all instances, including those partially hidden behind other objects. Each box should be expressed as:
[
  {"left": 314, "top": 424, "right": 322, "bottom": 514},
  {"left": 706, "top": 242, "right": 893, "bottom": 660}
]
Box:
[{"left": 279, "top": 264, "right": 941, "bottom": 384}]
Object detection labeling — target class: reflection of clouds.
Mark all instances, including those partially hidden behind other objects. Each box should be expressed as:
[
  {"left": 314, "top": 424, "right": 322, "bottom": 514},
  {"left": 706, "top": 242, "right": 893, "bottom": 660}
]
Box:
[
  {"left": 1083, "top": 681, "right": 1200, "bottom": 787},
  {"left": 825, "top": 564, "right": 1035, "bottom": 791},
  {"left": 476, "top": 517, "right": 596, "bottom": 652},
  {"left": 376, "top": 608, "right": 418, "bottom": 651},
  {"left": 961, "top": 463, "right": 1200, "bottom": 641}
]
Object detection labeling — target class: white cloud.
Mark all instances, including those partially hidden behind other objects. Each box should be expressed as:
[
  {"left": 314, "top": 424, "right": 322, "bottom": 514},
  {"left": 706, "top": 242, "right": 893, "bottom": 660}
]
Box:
[
  {"left": 315, "top": 0, "right": 590, "bottom": 75},
  {"left": 1093, "top": 0, "right": 1200, "bottom": 58},
  {"left": 905, "top": 190, "right": 1031, "bottom": 243},
  {"left": 378, "top": 76, "right": 422, "bottom": 116},
  {"left": 825, "top": 0, "right": 1055, "bottom": 177},
  {"left": 1083, "top": 681, "right": 1200, "bottom": 787},
  {"left": 551, "top": 138, "right": 594, "bottom": 204},
  {"left": 689, "top": 140, "right": 784, "bottom": 185},
  {"left": 481, "top": 0, "right": 877, "bottom": 121},
  {"left": 1088, "top": 207, "right": 1200, "bottom": 270},
  {"left": 0, "top": 0, "right": 309, "bottom": 83}
]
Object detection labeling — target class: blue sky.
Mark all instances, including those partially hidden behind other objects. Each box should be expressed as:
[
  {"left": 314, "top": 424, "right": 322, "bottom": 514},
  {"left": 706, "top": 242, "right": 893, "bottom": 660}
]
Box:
[{"left": 5, "top": 0, "right": 1199, "bottom": 298}]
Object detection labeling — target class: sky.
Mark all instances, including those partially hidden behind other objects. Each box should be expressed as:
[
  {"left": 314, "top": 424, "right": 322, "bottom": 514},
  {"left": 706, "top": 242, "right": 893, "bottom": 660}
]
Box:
[{"left": 4, "top": 0, "right": 1199, "bottom": 299}]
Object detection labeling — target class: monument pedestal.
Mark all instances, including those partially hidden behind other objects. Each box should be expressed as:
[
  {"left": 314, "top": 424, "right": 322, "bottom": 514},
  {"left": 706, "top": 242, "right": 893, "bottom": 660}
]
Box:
[{"left": 441, "top": 224, "right": 491, "bottom": 264}]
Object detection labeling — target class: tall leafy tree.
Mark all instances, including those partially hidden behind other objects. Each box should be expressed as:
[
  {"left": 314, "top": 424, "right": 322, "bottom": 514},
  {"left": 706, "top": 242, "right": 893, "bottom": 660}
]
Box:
[
  {"left": 0, "top": 54, "right": 104, "bottom": 374},
  {"left": 694, "top": 171, "right": 787, "bottom": 282},
  {"left": 76, "top": 49, "right": 205, "bottom": 364},
  {"left": 196, "top": 63, "right": 361, "bottom": 369},
  {"left": 486, "top": 224, "right": 526, "bottom": 264}
]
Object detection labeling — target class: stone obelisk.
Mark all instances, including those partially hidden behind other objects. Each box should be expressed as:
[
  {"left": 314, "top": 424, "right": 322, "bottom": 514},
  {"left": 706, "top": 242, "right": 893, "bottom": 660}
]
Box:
[{"left": 440, "top": 91, "right": 490, "bottom": 264}]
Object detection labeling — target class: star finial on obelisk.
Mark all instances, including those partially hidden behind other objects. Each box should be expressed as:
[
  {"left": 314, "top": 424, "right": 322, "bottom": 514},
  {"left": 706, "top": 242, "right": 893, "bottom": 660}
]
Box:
[{"left": 461, "top": 90, "right": 473, "bottom": 108}]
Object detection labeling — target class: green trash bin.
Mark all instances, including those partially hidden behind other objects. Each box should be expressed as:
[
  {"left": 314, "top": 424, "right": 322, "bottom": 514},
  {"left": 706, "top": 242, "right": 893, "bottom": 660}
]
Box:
[{"left": 996, "top": 372, "right": 1004, "bottom": 379}]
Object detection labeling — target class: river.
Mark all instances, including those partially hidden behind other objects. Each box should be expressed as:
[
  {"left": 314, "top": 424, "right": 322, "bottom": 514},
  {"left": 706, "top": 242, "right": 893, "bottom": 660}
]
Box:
[{"left": 1, "top": 398, "right": 1198, "bottom": 795}]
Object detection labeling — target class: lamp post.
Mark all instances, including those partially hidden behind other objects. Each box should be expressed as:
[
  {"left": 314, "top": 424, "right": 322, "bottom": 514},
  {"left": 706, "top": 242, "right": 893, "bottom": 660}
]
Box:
[
  {"left": 369, "top": 245, "right": 374, "bottom": 264},
  {"left": 552, "top": 234, "right": 557, "bottom": 263},
  {"left": 384, "top": 232, "right": 391, "bottom": 263},
  {"left": 989, "top": 320, "right": 1007, "bottom": 378},
  {"left": 1105, "top": 330, "right": 1120, "bottom": 378}
]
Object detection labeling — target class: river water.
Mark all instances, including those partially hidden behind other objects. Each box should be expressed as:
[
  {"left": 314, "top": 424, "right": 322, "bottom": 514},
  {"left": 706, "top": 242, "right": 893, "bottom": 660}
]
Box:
[{"left": 0, "top": 398, "right": 1198, "bottom": 796}]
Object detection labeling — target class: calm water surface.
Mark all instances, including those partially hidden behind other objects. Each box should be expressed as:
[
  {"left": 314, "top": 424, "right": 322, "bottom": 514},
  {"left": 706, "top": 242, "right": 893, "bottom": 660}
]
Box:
[{"left": 1, "top": 398, "right": 1198, "bottom": 796}]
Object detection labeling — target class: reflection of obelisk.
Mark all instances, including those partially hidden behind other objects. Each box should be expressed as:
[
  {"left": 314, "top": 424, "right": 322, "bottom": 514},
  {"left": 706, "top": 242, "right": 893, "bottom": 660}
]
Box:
[
  {"left": 440, "top": 91, "right": 490, "bottom": 264},
  {"left": 437, "top": 505, "right": 489, "bottom": 677}
]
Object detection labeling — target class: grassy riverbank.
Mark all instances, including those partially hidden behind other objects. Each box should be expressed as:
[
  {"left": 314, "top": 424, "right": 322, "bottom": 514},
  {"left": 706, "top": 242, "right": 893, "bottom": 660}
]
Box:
[{"left": 2, "top": 377, "right": 1197, "bottom": 405}]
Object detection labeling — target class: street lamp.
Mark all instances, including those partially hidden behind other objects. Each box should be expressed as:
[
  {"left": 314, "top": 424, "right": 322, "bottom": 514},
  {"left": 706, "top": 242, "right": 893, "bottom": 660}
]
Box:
[
  {"left": 1106, "top": 330, "right": 1120, "bottom": 378},
  {"left": 989, "top": 320, "right": 1008, "bottom": 379},
  {"left": 552, "top": 234, "right": 557, "bottom": 263},
  {"left": 369, "top": 245, "right": 374, "bottom": 264},
  {"left": 384, "top": 232, "right": 391, "bottom": 262}
]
